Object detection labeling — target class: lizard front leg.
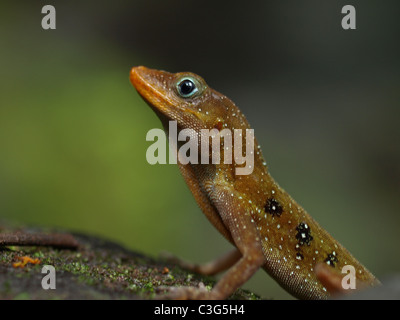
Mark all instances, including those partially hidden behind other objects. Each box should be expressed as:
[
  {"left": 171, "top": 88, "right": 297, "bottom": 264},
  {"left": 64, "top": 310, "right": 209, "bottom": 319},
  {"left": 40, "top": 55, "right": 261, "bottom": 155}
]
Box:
[{"left": 160, "top": 185, "right": 265, "bottom": 300}]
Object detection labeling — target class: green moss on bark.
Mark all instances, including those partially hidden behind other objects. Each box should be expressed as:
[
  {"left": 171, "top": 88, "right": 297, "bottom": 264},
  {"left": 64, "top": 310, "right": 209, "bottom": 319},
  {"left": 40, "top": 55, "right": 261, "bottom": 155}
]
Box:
[{"left": 0, "top": 222, "right": 261, "bottom": 300}]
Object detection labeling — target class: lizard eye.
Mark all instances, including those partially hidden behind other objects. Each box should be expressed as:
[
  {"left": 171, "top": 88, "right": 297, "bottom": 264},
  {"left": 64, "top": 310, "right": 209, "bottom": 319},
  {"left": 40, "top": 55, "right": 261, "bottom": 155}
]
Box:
[{"left": 177, "top": 77, "right": 199, "bottom": 98}]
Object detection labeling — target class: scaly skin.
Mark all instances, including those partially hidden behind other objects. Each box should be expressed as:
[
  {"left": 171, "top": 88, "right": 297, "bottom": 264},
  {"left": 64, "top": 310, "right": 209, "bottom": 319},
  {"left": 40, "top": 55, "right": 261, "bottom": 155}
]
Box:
[{"left": 130, "top": 66, "right": 379, "bottom": 299}]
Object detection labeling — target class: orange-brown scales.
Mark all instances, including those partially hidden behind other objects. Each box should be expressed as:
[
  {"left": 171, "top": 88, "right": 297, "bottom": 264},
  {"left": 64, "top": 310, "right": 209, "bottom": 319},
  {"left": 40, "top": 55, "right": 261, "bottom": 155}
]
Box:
[{"left": 130, "top": 66, "right": 379, "bottom": 300}]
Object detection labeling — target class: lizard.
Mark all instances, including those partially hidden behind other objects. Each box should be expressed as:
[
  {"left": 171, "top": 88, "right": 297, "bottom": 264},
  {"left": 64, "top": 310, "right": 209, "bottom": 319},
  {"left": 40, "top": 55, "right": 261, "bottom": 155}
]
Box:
[{"left": 129, "top": 66, "right": 380, "bottom": 299}]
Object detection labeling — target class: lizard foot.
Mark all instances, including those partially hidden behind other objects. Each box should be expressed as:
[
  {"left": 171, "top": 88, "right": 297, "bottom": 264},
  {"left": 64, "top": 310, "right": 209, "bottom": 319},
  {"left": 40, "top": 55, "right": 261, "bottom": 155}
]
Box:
[{"left": 156, "top": 282, "right": 218, "bottom": 300}]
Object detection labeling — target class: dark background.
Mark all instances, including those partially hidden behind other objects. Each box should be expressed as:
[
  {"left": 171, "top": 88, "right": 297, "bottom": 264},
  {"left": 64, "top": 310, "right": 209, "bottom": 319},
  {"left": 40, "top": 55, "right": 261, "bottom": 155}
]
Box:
[{"left": 0, "top": 1, "right": 399, "bottom": 299}]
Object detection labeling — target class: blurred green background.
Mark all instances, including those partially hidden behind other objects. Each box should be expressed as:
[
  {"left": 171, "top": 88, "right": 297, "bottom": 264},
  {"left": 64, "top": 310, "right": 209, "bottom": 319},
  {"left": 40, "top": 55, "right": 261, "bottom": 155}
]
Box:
[{"left": 0, "top": 1, "right": 399, "bottom": 299}]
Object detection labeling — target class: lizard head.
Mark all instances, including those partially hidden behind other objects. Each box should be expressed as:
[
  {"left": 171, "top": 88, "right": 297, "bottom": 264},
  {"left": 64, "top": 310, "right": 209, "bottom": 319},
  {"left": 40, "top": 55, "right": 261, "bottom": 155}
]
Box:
[{"left": 130, "top": 66, "right": 248, "bottom": 133}]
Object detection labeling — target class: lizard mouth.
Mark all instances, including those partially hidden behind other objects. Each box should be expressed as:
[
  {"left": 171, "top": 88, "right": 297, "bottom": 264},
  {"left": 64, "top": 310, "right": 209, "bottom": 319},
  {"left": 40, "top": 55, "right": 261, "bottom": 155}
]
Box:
[
  {"left": 130, "top": 66, "right": 179, "bottom": 116},
  {"left": 130, "top": 66, "right": 205, "bottom": 132}
]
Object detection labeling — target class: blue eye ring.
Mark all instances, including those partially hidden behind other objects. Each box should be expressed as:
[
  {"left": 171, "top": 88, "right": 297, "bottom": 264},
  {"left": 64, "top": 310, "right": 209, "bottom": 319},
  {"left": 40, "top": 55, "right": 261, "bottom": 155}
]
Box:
[{"left": 176, "top": 77, "right": 199, "bottom": 98}]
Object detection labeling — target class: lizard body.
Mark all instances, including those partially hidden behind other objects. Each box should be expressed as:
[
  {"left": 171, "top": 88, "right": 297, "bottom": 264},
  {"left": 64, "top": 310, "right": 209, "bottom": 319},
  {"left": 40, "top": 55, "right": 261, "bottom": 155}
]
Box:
[{"left": 129, "top": 66, "right": 379, "bottom": 299}]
